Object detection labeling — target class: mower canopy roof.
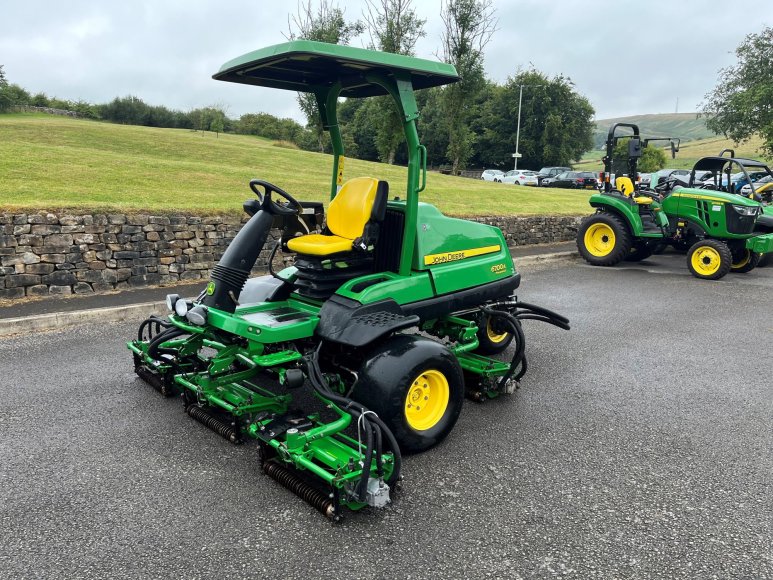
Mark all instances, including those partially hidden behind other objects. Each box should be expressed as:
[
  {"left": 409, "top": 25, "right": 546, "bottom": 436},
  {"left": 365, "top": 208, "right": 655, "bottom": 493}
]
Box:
[
  {"left": 213, "top": 40, "right": 460, "bottom": 97},
  {"left": 692, "top": 156, "right": 771, "bottom": 172}
]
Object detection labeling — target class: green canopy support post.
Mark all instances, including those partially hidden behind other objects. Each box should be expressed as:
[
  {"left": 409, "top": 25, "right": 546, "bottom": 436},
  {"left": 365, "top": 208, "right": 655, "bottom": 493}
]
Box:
[{"left": 315, "top": 84, "right": 344, "bottom": 201}]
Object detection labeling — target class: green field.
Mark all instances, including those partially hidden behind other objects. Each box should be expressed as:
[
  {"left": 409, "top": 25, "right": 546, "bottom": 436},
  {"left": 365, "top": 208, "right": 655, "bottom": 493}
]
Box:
[
  {"left": 0, "top": 114, "right": 592, "bottom": 217},
  {"left": 575, "top": 134, "right": 769, "bottom": 172}
]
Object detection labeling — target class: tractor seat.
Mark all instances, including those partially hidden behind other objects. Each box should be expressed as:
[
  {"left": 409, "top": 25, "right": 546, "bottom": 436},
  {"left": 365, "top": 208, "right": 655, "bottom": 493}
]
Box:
[
  {"left": 286, "top": 177, "right": 388, "bottom": 257},
  {"left": 616, "top": 176, "right": 652, "bottom": 205}
]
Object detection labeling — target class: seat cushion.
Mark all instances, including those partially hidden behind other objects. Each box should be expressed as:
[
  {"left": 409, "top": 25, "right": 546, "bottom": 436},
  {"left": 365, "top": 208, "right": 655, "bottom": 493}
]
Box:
[
  {"left": 327, "top": 177, "right": 380, "bottom": 239},
  {"left": 286, "top": 233, "right": 353, "bottom": 256}
]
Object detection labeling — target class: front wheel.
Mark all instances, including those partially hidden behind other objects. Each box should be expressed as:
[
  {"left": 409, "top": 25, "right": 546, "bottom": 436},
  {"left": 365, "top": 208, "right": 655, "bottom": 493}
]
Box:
[
  {"left": 686, "top": 239, "right": 732, "bottom": 280},
  {"left": 352, "top": 335, "right": 464, "bottom": 454},
  {"left": 577, "top": 212, "right": 632, "bottom": 266}
]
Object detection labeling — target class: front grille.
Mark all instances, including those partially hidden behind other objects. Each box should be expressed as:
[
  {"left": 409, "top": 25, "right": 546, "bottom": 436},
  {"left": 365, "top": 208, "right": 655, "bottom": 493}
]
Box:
[{"left": 726, "top": 206, "right": 757, "bottom": 235}]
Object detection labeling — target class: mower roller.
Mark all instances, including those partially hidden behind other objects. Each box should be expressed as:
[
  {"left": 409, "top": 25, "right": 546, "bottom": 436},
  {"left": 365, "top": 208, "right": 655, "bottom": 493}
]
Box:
[
  {"left": 127, "top": 41, "right": 569, "bottom": 519},
  {"left": 577, "top": 123, "right": 773, "bottom": 279}
]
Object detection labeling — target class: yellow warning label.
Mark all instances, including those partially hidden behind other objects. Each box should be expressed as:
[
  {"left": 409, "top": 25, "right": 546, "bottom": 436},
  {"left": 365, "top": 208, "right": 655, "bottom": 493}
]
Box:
[
  {"left": 424, "top": 245, "right": 501, "bottom": 266},
  {"left": 337, "top": 156, "right": 345, "bottom": 185}
]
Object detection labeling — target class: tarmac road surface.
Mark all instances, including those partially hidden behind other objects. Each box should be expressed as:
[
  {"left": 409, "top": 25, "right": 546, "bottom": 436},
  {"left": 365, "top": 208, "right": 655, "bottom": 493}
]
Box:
[{"left": 1, "top": 254, "right": 771, "bottom": 579}]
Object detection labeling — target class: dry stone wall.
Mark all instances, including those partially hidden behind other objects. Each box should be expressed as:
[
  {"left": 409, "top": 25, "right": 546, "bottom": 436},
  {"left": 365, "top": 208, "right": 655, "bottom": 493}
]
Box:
[{"left": 0, "top": 212, "right": 581, "bottom": 301}]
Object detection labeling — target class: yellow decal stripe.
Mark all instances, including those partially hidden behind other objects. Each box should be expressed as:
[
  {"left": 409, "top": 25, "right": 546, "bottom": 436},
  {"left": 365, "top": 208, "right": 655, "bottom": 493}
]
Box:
[
  {"left": 671, "top": 193, "right": 729, "bottom": 203},
  {"left": 424, "top": 244, "right": 501, "bottom": 266}
]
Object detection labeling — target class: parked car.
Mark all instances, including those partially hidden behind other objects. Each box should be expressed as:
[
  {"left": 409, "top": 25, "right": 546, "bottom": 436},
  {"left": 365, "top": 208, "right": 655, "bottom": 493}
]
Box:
[
  {"left": 740, "top": 174, "right": 773, "bottom": 195},
  {"left": 501, "top": 170, "right": 539, "bottom": 186},
  {"left": 537, "top": 166, "right": 571, "bottom": 186},
  {"left": 550, "top": 171, "right": 599, "bottom": 190},
  {"left": 481, "top": 169, "right": 505, "bottom": 182},
  {"left": 645, "top": 169, "right": 690, "bottom": 188}
]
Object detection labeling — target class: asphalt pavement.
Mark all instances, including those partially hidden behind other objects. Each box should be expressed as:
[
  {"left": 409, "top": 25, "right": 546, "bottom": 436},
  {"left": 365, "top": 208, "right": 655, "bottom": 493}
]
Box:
[{"left": 1, "top": 254, "right": 771, "bottom": 579}]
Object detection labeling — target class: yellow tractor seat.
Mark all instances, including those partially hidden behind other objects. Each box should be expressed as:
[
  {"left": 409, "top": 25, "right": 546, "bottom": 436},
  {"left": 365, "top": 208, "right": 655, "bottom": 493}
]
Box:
[
  {"left": 285, "top": 233, "right": 354, "bottom": 256},
  {"left": 287, "top": 177, "right": 388, "bottom": 257},
  {"left": 615, "top": 176, "right": 635, "bottom": 196}
]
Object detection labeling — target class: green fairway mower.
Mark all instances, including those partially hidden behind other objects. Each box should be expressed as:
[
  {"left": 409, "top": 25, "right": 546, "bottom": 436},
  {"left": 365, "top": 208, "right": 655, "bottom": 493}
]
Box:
[
  {"left": 128, "top": 41, "right": 569, "bottom": 520},
  {"left": 577, "top": 123, "right": 773, "bottom": 280}
]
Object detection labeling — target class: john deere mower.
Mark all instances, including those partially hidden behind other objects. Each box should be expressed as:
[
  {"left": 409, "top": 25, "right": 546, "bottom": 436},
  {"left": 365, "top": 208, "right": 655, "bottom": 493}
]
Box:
[
  {"left": 577, "top": 123, "right": 773, "bottom": 279},
  {"left": 128, "top": 41, "right": 569, "bottom": 520}
]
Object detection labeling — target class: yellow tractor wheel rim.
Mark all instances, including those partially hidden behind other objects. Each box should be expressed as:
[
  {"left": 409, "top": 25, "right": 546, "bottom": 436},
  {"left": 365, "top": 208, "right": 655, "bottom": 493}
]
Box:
[
  {"left": 486, "top": 318, "right": 509, "bottom": 344},
  {"left": 732, "top": 250, "right": 750, "bottom": 269},
  {"left": 404, "top": 369, "right": 450, "bottom": 431},
  {"left": 691, "top": 246, "right": 721, "bottom": 275},
  {"left": 584, "top": 223, "right": 616, "bottom": 257}
]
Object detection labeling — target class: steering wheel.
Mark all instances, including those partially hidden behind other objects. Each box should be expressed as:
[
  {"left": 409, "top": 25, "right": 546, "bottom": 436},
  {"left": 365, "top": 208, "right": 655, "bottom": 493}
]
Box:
[{"left": 249, "top": 179, "right": 302, "bottom": 216}]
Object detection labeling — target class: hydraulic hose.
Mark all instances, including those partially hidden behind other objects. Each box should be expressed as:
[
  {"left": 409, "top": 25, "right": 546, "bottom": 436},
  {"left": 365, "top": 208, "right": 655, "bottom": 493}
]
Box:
[
  {"left": 305, "top": 345, "right": 401, "bottom": 496},
  {"left": 147, "top": 327, "right": 187, "bottom": 360},
  {"left": 481, "top": 307, "right": 526, "bottom": 390}
]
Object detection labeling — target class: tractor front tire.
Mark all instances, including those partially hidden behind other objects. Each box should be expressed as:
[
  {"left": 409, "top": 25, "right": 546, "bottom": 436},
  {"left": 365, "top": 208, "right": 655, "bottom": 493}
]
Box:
[
  {"left": 730, "top": 249, "right": 761, "bottom": 273},
  {"left": 352, "top": 334, "right": 464, "bottom": 454},
  {"left": 687, "top": 239, "right": 732, "bottom": 280},
  {"left": 577, "top": 212, "right": 632, "bottom": 266}
]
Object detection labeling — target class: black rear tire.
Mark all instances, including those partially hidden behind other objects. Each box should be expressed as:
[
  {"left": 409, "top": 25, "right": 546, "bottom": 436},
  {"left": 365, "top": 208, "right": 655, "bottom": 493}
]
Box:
[
  {"left": 352, "top": 334, "right": 464, "bottom": 454},
  {"left": 686, "top": 239, "right": 732, "bottom": 280},
  {"left": 730, "top": 249, "right": 761, "bottom": 273},
  {"left": 577, "top": 212, "right": 632, "bottom": 266}
]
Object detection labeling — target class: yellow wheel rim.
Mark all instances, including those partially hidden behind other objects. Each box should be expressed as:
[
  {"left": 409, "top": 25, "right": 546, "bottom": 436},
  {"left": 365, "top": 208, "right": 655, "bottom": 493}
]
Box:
[
  {"left": 584, "top": 223, "right": 616, "bottom": 257},
  {"left": 691, "top": 246, "right": 721, "bottom": 275},
  {"left": 404, "top": 369, "right": 449, "bottom": 431},
  {"left": 486, "top": 318, "right": 509, "bottom": 344},
  {"left": 732, "top": 250, "right": 750, "bottom": 269}
]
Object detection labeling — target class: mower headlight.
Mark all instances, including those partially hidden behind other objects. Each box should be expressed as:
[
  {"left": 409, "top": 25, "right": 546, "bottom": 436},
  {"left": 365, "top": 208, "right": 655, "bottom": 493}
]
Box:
[
  {"left": 732, "top": 204, "right": 759, "bottom": 217},
  {"left": 174, "top": 299, "right": 189, "bottom": 317},
  {"left": 165, "top": 293, "right": 180, "bottom": 312},
  {"left": 186, "top": 305, "right": 208, "bottom": 326}
]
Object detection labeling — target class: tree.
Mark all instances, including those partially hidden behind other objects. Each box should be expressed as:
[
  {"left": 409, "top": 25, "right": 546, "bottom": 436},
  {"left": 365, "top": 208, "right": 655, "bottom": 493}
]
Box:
[
  {"left": 0, "top": 66, "right": 14, "bottom": 112},
  {"left": 439, "top": 0, "right": 497, "bottom": 173},
  {"left": 477, "top": 70, "right": 595, "bottom": 169},
  {"left": 363, "top": 0, "right": 426, "bottom": 164},
  {"left": 611, "top": 140, "right": 667, "bottom": 174},
  {"left": 701, "top": 26, "right": 773, "bottom": 157},
  {"left": 286, "top": 1, "right": 364, "bottom": 152}
]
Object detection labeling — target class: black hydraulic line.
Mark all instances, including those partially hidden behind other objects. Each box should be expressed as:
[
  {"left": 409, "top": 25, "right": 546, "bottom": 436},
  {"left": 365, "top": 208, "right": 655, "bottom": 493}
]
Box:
[
  {"left": 515, "top": 313, "right": 570, "bottom": 331},
  {"left": 306, "top": 346, "right": 400, "bottom": 494},
  {"left": 481, "top": 307, "right": 526, "bottom": 391},
  {"left": 147, "top": 327, "right": 187, "bottom": 360},
  {"left": 307, "top": 351, "right": 373, "bottom": 501},
  {"left": 514, "top": 301, "right": 570, "bottom": 325}
]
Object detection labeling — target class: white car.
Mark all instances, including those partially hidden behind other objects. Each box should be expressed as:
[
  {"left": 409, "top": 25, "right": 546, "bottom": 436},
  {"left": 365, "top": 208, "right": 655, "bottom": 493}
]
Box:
[
  {"left": 501, "top": 170, "right": 539, "bottom": 186},
  {"left": 481, "top": 169, "right": 505, "bottom": 182}
]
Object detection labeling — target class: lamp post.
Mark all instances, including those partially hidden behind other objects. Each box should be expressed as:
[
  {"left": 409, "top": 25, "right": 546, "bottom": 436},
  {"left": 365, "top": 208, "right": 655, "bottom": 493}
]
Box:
[
  {"left": 513, "top": 84, "right": 544, "bottom": 170},
  {"left": 514, "top": 84, "right": 524, "bottom": 170}
]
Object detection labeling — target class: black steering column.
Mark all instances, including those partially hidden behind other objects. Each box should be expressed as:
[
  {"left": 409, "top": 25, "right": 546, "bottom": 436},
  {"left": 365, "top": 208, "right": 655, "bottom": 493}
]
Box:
[{"left": 201, "top": 180, "right": 301, "bottom": 313}]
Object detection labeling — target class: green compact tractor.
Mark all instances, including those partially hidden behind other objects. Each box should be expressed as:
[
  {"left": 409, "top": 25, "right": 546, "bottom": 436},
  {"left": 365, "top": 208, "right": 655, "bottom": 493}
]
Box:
[
  {"left": 577, "top": 123, "right": 773, "bottom": 279},
  {"left": 128, "top": 41, "right": 568, "bottom": 519}
]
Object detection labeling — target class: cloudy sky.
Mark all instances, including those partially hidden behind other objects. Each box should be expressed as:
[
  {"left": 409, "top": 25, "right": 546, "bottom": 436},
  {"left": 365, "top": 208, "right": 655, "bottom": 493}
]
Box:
[{"left": 2, "top": 0, "right": 770, "bottom": 122}]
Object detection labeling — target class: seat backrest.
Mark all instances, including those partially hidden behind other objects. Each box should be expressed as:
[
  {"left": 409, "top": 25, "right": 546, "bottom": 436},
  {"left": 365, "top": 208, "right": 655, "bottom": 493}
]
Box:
[
  {"left": 327, "top": 177, "right": 386, "bottom": 240},
  {"left": 616, "top": 176, "right": 635, "bottom": 196}
]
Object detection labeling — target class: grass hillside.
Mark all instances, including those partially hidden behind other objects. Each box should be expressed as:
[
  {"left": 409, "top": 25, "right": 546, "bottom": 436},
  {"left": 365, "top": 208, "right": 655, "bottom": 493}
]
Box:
[
  {"left": 575, "top": 134, "right": 769, "bottom": 173},
  {"left": 0, "top": 114, "right": 591, "bottom": 217},
  {"left": 592, "top": 113, "right": 714, "bottom": 149}
]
